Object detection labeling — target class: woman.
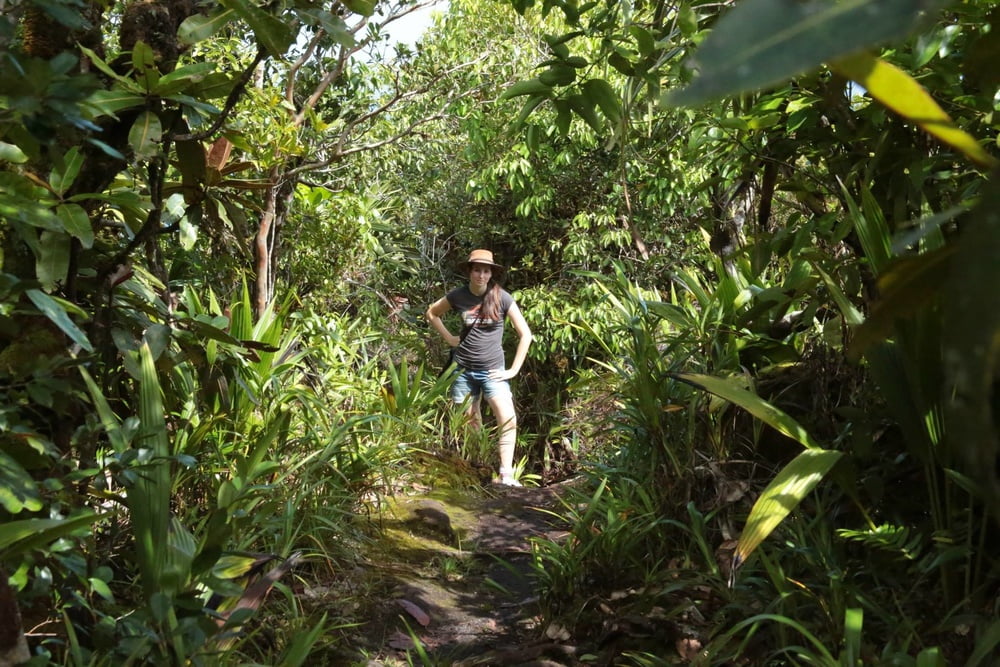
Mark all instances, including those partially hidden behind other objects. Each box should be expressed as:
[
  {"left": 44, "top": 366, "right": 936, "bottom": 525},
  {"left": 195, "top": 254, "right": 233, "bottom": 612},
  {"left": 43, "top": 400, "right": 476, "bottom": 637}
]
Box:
[{"left": 426, "top": 249, "right": 533, "bottom": 486}]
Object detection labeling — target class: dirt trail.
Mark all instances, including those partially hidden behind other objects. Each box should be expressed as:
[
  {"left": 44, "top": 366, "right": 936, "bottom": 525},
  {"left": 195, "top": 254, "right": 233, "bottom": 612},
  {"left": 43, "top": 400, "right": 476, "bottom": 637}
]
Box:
[{"left": 346, "top": 482, "right": 576, "bottom": 665}]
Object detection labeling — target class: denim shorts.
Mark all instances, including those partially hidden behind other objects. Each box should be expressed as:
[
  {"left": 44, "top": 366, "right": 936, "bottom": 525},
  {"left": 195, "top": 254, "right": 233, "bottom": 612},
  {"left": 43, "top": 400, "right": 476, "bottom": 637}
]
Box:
[{"left": 451, "top": 368, "right": 512, "bottom": 402}]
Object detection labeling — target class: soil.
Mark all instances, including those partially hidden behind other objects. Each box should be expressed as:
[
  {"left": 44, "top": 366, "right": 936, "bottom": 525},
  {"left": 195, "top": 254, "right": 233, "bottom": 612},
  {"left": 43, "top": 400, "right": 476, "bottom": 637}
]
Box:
[{"left": 319, "top": 480, "right": 579, "bottom": 666}]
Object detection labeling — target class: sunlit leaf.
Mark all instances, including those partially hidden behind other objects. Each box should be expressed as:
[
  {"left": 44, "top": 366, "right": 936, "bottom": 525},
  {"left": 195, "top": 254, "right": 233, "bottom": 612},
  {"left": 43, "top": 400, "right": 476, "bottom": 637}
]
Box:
[
  {"left": 0, "top": 141, "right": 28, "bottom": 163},
  {"left": 0, "top": 452, "right": 42, "bottom": 514},
  {"left": 343, "top": 0, "right": 376, "bottom": 16},
  {"left": 220, "top": 0, "right": 295, "bottom": 56},
  {"left": 128, "top": 111, "right": 162, "bottom": 161},
  {"left": 49, "top": 147, "right": 84, "bottom": 196},
  {"left": 677, "top": 2, "right": 698, "bottom": 37},
  {"left": 672, "top": 372, "right": 823, "bottom": 449},
  {"left": 178, "top": 9, "right": 237, "bottom": 45},
  {"left": 666, "top": 0, "right": 946, "bottom": 107},
  {"left": 833, "top": 52, "right": 999, "bottom": 170},
  {"left": 56, "top": 203, "right": 94, "bottom": 248},
  {"left": 131, "top": 41, "right": 160, "bottom": 92},
  {"left": 734, "top": 448, "right": 843, "bottom": 568},
  {"left": 78, "top": 45, "right": 138, "bottom": 88}
]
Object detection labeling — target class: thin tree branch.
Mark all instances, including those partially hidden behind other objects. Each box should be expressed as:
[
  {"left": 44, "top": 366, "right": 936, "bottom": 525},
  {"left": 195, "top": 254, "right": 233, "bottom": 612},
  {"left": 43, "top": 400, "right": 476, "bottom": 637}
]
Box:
[{"left": 171, "top": 46, "right": 267, "bottom": 142}]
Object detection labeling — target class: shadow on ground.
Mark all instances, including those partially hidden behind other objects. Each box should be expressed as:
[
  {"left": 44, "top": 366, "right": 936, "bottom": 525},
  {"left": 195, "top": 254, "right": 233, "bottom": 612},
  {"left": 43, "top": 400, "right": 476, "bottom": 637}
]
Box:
[{"left": 339, "top": 482, "right": 575, "bottom": 665}]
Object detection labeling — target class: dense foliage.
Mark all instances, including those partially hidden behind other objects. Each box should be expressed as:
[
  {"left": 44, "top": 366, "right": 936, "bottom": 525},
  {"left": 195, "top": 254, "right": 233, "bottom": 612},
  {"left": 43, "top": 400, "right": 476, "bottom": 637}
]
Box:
[{"left": 1, "top": 0, "right": 999, "bottom": 664}]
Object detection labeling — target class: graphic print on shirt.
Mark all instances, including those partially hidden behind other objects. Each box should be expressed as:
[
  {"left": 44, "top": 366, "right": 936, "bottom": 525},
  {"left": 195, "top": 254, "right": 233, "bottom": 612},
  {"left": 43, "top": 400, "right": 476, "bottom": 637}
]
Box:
[{"left": 463, "top": 302, "right": 502, "bottom": 328}]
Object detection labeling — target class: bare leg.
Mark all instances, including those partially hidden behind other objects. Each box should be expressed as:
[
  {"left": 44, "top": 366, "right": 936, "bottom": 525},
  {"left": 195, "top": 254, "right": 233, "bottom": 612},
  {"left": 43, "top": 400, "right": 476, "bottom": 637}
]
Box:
[
  {"left": 486, "top": 392, "right": 517, "bottom": 481},
  {"left": 463, "top": 395, "right": 482, "bottom": 430}
]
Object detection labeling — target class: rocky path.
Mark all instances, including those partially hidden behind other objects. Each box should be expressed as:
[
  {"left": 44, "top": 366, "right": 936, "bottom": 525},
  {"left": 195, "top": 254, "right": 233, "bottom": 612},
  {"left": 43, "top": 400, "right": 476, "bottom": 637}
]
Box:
[{"left": 347, "top": 482, "right": 574, "bottom": 665}]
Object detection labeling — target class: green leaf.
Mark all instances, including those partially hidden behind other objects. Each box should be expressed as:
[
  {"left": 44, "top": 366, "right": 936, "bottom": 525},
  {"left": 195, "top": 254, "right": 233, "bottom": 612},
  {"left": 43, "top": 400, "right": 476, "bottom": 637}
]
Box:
[
  {"left": 153, "top": 62, "right": 217, "bottom": 97},
  {"left": 131, "top": 342, "right": 172, "bottom": 599},
  {"left": 89, "top": 577, "right": 115, "bottom": 602},
  {"left": 843, "top": 608, "right": 863, "bottom": 666},
  {"left": 672, "top": 372, "right": 823, "bottom": 449},
  {"left": 220, "top": 0, "right": 295, "bottom": 57},
  {"left": 734, "top": 448, "right": 843, "bottom": 567},
  {"left": 212, "top": 554, "right": 261, "bottom": 579},
  {"left": 845, "top": 184, "right": 892, "bottom": 275},
  {"left": 36, "top": 231, "right": 70, "bottom": 293},
  {"left": 812, "top": 262, "right": 864, "bottom": 326},
  {"left": 56, "top": 203, "right": 94, "bottom": 248},
  {"left": 78, "top": 45, "right": 139, "bottom": 88},
  {"left": 79, "top": 365, "right": 129, "bottom": 453},
  {"left": 129, "top": 111, "right": 162, "bottom": 161},
  {"left": 131, "top": 40, "right": 160, "bottom": 92},
  {"left": 514, "top": 95, "right": 547, "bottom": 128},
  {"left": 49, "top": 147, "right": 84, "bottom": 196},
  {"left": 665, "top": 0, "right": 947, "bottom": 107},
  {"left": 553, "top": 98, "right": 571, "bottom": 136},
  {"left": 832, "top": 52, "right": 999, "bottom": 170},
  {"left": 499, "top": 78, "right": 554, "bottom": 101},
  {"left": 848, "top": 247, "right": 954, "bottom": 360},
  {"left": 0, "top": 141, "right": 29, "bottom": 163},
  {"left": 26, "top": 288, "right": 93, "bottom": 352},
  {"left": 0, "top": 452, "right": 42, "bottom": 514},
  {"left": 538, "top": 64, "right": 577, "bottom": 86},
  {"left": 915, "top": 648, "right": 944, "bottom": 667},
  {"left": 963, "top": 617, "right": 1000, "bottom": 667},
  {"left": 581, "top": 79, "right": 621, "bottom": 125},
  {"left": 629, "top": 25, "right": 655, "bottom": 57},
  {"left": 175, "top": 139, "right": 207, "bottom": 189},
  {"left": 343, "top": 0, "right": 376, "bottom": 16},
  {"left": 277, "top": 614, "right": 327, "bottom": 667},
  {"left": 0, "top": 513, "right": 101, "bottom": 557},
  {"left": 85, "top": 89, "right": 147, "bottom": 118},
  {"left": 677, "top": 2, "right": 698, "bottom": 37},
  {"left": 567, "top": 93, "right": 602, "bottom": 133},
  {"left": 187, "top": 72, "right": 237, "bottom": 100},
  {"left": 942, "top": 175, "right": 1000, "bottom": 516},
  {"left": 179, "top": 9, "right": 236, "bottom": 45}
]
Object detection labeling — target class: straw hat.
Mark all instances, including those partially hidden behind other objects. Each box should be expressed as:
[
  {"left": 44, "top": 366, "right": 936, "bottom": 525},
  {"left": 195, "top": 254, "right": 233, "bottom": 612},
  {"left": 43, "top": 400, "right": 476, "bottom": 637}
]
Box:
[{"left": 457, "top": 249, "right": 504, "bottom": 276}]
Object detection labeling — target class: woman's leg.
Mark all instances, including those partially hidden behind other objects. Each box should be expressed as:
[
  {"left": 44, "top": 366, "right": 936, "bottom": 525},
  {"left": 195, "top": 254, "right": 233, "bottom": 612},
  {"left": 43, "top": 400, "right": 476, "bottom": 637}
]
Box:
[
  {"left": 451, "top": 370, "right": 482, "bottom": 432},
  {"left": 486, "top": 392, "right": 517, "bottom": 481},
  {"left": 464, "top": 396, "right": 483, "bottom": 430}
]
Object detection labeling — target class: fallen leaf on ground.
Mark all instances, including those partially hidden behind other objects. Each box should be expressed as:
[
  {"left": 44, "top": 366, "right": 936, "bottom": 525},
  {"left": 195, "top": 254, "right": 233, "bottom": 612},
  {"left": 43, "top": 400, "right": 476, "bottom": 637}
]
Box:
[
  {"left": 677, "top": 637, "right": 703, "bottom": 660},
  {"left": 388, "top": 631, "right": 416, "bottom": 650},
  {"left": 396, "top": 598, "right": 431, "bottom": 626}
]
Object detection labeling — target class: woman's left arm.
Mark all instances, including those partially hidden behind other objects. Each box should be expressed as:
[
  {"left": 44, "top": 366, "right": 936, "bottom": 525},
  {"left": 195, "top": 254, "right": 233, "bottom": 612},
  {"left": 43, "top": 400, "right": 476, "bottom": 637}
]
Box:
[{"left": 491, "top": 303, "right": 533, "bottom": 381}]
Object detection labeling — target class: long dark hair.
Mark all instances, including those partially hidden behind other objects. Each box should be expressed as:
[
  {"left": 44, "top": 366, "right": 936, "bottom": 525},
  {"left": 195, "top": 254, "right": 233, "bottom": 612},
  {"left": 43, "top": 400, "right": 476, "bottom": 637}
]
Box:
[{"left": 481, "top": 281, "right": 502, "bottom": 322}]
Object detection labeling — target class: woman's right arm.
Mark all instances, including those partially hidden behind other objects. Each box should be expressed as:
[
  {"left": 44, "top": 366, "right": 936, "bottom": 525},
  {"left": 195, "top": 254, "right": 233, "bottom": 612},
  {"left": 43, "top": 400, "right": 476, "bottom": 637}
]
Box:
[{"left": 426, "top": 297, "right": 460, "bottom": 347}]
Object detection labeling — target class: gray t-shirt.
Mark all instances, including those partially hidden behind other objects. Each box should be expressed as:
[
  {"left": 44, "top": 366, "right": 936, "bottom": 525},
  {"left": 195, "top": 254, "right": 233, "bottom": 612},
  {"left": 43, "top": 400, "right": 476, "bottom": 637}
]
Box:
[{"left": 446, "top": 286, "right": 515, "bottom": 370}]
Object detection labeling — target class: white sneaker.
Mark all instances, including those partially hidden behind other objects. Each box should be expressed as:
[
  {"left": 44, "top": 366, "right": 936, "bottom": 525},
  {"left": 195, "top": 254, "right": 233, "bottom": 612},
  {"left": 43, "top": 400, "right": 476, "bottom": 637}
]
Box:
[{"left": 499, "top": 477, "right": 522, "bottom": 487}]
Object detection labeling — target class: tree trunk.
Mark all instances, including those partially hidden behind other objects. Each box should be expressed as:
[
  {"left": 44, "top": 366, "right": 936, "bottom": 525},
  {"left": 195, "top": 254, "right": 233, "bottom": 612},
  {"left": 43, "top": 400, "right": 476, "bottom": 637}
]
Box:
[
  {"left": 0, "top": 568, "right": 30, "bottom": 666},
  {"left": 255, "top": 169, "right": 280, "bottom": 317}
]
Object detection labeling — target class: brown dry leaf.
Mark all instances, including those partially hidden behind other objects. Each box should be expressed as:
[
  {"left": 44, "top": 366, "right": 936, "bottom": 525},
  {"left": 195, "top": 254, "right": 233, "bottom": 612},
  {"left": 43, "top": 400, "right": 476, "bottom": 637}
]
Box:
[
  {"left": 545, "top": 621, "right": 570, "bottom": 641},
  {"left": 677, "top": 637, "right": 703, "bottom": 661},
  {"left": 396, "top": 598, "right": 431, "bottom": 626}
]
